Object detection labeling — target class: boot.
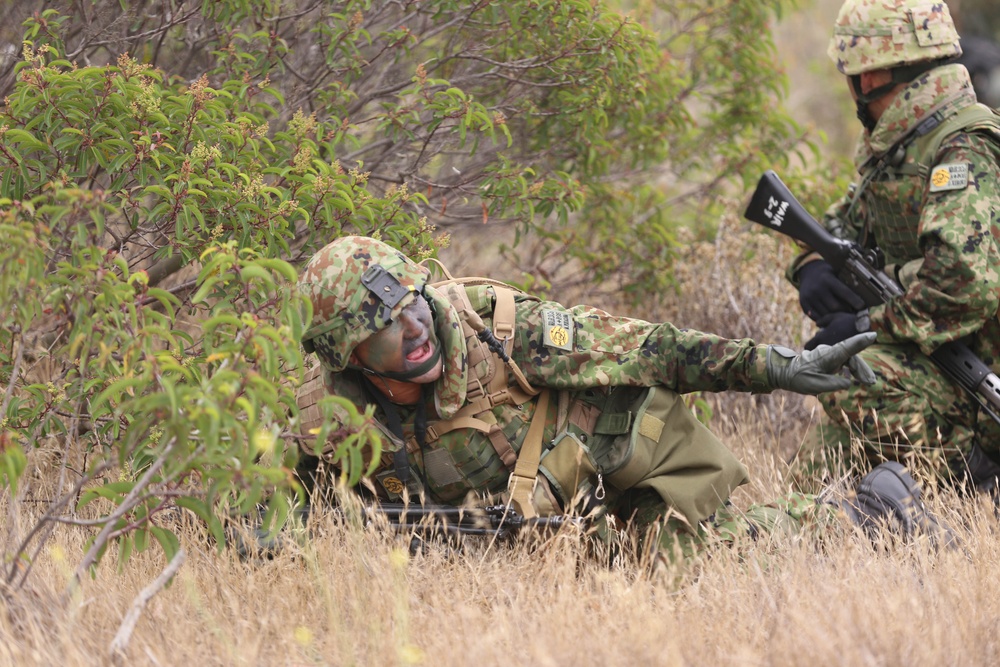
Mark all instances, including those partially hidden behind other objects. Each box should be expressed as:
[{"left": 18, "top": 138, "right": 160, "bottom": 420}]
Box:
[{"left": 838, "top": 461, "right": 957, "bottom": 548}]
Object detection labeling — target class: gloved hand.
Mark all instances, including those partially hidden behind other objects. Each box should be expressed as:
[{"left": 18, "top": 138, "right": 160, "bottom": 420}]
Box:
[
  {"left": 766, "top": 331, "right": 877, "bottom": 395},
  {"left": 805, "top": 310, "right": 868, "bottom": 351},
  {"left": 797, "top": 260, "right": 866, "bottom": 322}
]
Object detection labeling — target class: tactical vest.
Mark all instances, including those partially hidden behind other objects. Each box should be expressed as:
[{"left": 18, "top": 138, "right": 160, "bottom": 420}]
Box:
[
  {"left": 850, "top": 103, "right": 1000, "bottom": 266},
  {"left": 374, "top": 278, "right": 649, "bottom": 516},
  {"left": 296, "top": 275, "right": 650, "bottom": 515},
  {"left": 296, "top": 277, "right": 538, "bottom": 498},
  {"left": 850, "top": 102, "right": 1000, "bottom": 453}
]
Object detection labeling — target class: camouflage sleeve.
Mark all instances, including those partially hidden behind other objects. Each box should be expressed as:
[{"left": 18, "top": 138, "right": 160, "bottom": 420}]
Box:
[
  {"left": 870, "top": 132, "right": 1000, "bottom": 355},
  {"left": 510, "top": 297, "right": 773, "bottom": 394}
]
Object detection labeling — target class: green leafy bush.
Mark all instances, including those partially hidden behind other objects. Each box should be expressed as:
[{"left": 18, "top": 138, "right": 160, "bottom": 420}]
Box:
[{"left": 0, "top": 0, "right": 809, "bottom": 590}]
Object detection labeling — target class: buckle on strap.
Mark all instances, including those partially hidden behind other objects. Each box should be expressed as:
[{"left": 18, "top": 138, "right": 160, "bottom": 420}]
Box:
[{"left": 506, "top": 472, "right": 537, "bottom": 518}]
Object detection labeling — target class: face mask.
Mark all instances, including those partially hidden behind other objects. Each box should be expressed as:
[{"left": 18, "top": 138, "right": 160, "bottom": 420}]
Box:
[{"left": 851, "top": 74, "right": 893, "bottom": 133}]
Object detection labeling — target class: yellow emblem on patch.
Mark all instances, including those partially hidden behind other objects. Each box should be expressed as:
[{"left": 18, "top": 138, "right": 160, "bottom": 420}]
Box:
[
  {"left": 931, "top": 168, "right": 951, "bottom": 188},
  {"left": 541, "top": 309, "right": 574, "bottom": 351},
  {"left": 381, "top": 476, "right": 405, "bottom": 495},
  {"left": 548, "top": 325, "right": 569, "bottom": 347},
  {"left": 928, "top": 163, "right": 969, "bottom": 192}
]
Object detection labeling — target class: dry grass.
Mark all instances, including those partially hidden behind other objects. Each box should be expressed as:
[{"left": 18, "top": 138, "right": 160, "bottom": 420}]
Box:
[
  {"left": 5, "top": 215, "right": 999, "bottom": 667},
  {"left": 3, "top": 445, "right": 999, "bottom": 667}
]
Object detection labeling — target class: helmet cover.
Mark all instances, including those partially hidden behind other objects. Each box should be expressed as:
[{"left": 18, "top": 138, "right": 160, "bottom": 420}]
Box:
[{"left": 828, "top": 0, "right": 962, "bottom": 75}]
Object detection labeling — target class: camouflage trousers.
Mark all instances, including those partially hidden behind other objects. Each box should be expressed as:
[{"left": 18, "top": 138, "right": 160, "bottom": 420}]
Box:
[
  {"left": 794, "top": 341, "right": 1000, "bottom": 486},
  {"left": 610, "top": 487, "right": 842, "bottom": 559}
]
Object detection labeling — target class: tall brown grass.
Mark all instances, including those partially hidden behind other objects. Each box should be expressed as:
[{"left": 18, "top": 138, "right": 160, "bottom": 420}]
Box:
[
  {"left": 4, "top": 495, "right": 998, "bottom": 667},
  {"left": 5, "top": 209, "right": 998, "bottom": 667}
]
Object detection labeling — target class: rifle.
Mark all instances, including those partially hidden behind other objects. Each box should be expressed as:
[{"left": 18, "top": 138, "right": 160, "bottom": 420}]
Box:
[
  {"left": 231, "top": 502, "right": 586, "bottom": 560},
  {"left": 743, "top": 170, "right": 1000, "bottom": 427},
  {"left": 356, "top": 503, "right": 587, "bottom": 543}
]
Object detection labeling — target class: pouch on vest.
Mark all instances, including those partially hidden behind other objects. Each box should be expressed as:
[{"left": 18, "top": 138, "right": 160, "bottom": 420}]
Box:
[
  {"left": 537, "top": 431, "right": 599, "bottom": 512},
  {"left": 597, "top": 386, "right": 749, "bottom": 526},
  {"left": 499, "top": 474, "right": 564, "bottom": 518}
]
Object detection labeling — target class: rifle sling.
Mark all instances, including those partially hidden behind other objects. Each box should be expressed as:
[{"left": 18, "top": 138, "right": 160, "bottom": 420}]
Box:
[{"left": 507, "top": 389, "right": 551, "bottom": 520}]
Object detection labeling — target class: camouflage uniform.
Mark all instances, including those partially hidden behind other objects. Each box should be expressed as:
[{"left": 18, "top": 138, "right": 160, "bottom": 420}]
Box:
[
  {"left": 299, "top": 237, "right": 857, "bottom": 555},
  {"left": 794, "top": 1, "right": 1000, "bottom": 483}
]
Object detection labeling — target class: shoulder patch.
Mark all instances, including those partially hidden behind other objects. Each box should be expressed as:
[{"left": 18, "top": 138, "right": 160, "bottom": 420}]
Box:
[
  {"left": 541, "top": 309, "right": 574, "bottom": 351},
  {"left": 928, "top": 163, "right": 970, "bottom": 192}
]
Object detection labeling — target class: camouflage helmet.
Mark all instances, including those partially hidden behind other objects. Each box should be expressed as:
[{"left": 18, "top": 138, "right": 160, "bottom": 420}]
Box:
[
  {"left": 828, "top": 0, "right": 962, "bottom": 75},
  {"left": 299, "top": 236, "right": 430, "bottom": 372}
]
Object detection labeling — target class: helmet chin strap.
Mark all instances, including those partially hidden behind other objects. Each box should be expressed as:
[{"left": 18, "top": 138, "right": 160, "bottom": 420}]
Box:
[
  {"left": 851, "top": 74, "right": 898, "bottom": 133},
  {"left": 357, "top": 343, "right": 442, "bottom": 383}
]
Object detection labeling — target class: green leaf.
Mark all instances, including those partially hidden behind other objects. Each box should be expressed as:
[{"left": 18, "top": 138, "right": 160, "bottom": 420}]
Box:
[
  {"left": 3, "top": 129, "right": 50, "bottom": 153},
  {"left": 0, "top": 442, "right": 28, "bottom": 494},
  {"left": 150, "top": 525, "right": 181, "bottom": 562}
]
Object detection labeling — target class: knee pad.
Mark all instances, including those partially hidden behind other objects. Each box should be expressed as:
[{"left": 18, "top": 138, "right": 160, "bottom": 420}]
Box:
[{"left": 840, "top": 461, "right": 957, "bottom": 548}]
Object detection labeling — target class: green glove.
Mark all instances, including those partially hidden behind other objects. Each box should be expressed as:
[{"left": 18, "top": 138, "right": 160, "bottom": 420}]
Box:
[{"left": 766, "top": 332, "right": 877, "bottom": 395}]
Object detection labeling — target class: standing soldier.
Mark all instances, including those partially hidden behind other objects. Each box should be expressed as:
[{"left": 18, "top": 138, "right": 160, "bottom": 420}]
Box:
[
  {"left": 788, "top": 0, "right": 1000, "bottom": 488},
  {"left": 295, "top": 235, "right": 945, "bottom": 559}
]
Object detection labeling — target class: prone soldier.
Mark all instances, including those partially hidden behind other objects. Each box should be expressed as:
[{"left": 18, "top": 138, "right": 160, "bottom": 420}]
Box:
[{"left": 295, "top": 235, "right": 948, "bottom": 559}]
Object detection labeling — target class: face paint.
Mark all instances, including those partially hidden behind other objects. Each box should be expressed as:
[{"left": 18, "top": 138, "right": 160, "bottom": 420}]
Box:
[{"left": 351, "top": 296, "right": 443, "bottom": 384}]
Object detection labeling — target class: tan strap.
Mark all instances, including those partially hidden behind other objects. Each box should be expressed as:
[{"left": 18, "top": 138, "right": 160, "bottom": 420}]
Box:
[
  {"left": 507, "top": 389, "right": 550, "bottom": 519},
  {"left": 488, "top": 425, "right": 517, "bottom": 469},
  {"left": 421, "top": 257, "right": 456, "bottom": 283},
  {"left": 555, "top": 390, "right": 570, "bottom": 435},
  {"left": 491, "top": 285, "right": 517, "bottom": 347},
  {"left": 488, "top": 286, "right": 517, "bottom": 396},
  {"left": 430, "top": 275, "right": 525, "bottom": 293},
  {"left": 457, "top": 384, "right": 536, "bottom": 418}
]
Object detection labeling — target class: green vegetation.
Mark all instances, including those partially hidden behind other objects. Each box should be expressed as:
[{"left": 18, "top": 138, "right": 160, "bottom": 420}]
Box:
[{"left": 0, "top": 0, "right": 814, "bottom": 595}]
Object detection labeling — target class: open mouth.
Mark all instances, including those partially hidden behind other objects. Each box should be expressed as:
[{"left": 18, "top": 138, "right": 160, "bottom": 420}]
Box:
[{"left": 405, "top": 339, "right": 434, "bottom": 365}]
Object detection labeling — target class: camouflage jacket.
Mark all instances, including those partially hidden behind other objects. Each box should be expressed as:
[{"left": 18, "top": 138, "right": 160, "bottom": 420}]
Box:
[
  {"left": 319, "top": 284, "right": 772, "bottom": 506},
  {"left": 824, "top": 64, "right": 1000, "bottom": 368}
]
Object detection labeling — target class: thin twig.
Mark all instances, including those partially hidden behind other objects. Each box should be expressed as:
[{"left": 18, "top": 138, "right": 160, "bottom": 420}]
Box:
[
  {"left": 6, "top": 458, "right": 111, "bottom": 590},
  {"left": 69, "top": 438, "right": 176, "bottom": 594},
  {"left": 109, "top": 547, "right": 187, "bottom": 664}
]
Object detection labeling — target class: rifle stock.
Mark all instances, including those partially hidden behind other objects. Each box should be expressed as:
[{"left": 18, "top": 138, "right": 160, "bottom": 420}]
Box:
[
  {"left": 745, "top": 171, "right": 905, "bottom": 307},
  {"left": 744, "top": 170, "right": 1000, "bottom": 425}
]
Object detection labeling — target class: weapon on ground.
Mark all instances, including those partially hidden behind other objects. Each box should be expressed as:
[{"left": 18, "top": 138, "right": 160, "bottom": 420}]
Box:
[
  {"left": 231, "top": 502, "right": 586, "bottom": 559},
  {"left": 356, "top": 503, "right": 588, "bottom": 541},
  {"left": 743, "top": 170, "right": 1000, "bottom": 427}
]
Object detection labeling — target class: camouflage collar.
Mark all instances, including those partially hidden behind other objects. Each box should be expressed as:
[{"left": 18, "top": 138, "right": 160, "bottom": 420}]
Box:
[
  {"left": 423, "top": 284, "right": 468, "bottom": 419},
  {"left": 855, "top": 64, "right": 976, "bottom": 163}
]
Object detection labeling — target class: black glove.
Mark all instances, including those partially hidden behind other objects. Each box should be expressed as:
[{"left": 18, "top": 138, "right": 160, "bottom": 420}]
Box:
[
  {"left": 805, "top": 311, "right": 867, "bottom": 351},
  {"left": 797, "top": 260, "right": 866, "bottom": 322}
]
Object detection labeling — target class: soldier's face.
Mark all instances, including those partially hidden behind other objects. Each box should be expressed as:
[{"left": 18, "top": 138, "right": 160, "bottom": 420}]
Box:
[{"left": 351, "top": 296, "right": 443, "bottom": 383}]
